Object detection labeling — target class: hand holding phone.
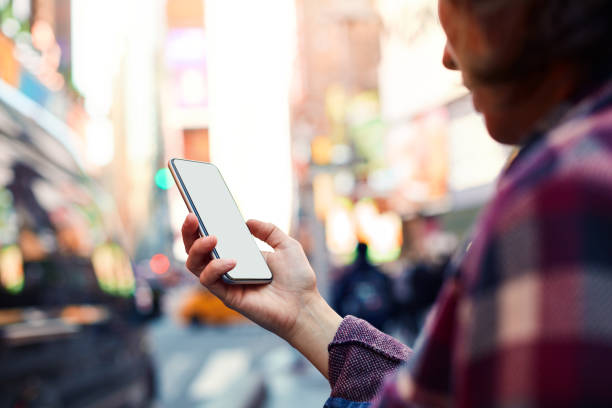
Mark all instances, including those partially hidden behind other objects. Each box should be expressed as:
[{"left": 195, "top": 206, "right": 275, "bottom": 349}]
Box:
[
  {"left": 176, "top": 161, "right": 342, "bottom": 378},
  {"left": 181, "top": 214, "right": 332, "bottom": 342}
]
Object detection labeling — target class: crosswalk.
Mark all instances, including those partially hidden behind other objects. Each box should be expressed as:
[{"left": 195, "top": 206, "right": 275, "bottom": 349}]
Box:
[
  {"left": 189, "top": 349, "right": 251, "bottom": 400},
  {"left": 150, "top": 317, "right": 330, "bottom": 407}
]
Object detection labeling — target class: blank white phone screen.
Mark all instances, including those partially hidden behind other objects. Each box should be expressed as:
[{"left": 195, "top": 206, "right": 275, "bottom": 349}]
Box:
[{"left": 173, "top": 160, "right": 271, "bottom": 281}]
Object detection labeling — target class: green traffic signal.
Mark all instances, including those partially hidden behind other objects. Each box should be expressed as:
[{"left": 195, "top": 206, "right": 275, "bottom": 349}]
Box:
[{"left": 155, "top": 168, "right": 174, "bottom": 190}]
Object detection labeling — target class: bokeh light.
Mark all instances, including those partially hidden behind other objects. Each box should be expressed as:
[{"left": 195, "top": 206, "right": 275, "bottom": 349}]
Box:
[
  {"left": 150, "top": 253, "right": 170, "bottom": 275},
  {"left": 155, "top": 168, "right": 174, "bottom": 190}
]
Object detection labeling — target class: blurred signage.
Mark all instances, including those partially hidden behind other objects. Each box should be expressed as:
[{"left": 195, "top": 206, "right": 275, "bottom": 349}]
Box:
[
  {"left": 19, "top": 70, "right": 50, "bottom": 105},
  {"left": 325, "top": 198, "right": 357, "bottom": 258},
  {"left": 166, "top": 28, "right": 209, "bottom": 127},
  {"left": 166, "top": 0, "right": 205, "bottom": 29},
  {"left": 32, "top": 0, "right": 72, "bottom": 74},
  {"left": 92, "top": 243, "right": 135, "bottom": 297},
  {"left": 165, "top": 28, "right": 207, "bottom": 67},
  {"left": 324, "top": 197, "right": 403, "bottom": 264},
  {"left": 0, "top": 34, "right": 19, "bottom": 86},
  {"left": 0, "top": 245, "right": 24, "bottom": 294},
  {"left": 33, "top": 0, "right": 55, "bottom": 26},
  {"left": 53, "top": 0, "right": 72, "bottom": 74},
  {"left": 386, "top": 109, "right": 449, "bottom": 213},
  {"left": 311, "top": 135, "right": 333, "bottom": 165},
  {"left": 183, "top": 128, "right": 210, "bottom": 162},
  {"left": 29, "top": 0, "right": 66, "bottom": 91},
  {"left": 347, "top": 92, "right": 385, "bottom": 170},
  {"left": 313, "top": 173, "right": 335, "bottom": 220}
]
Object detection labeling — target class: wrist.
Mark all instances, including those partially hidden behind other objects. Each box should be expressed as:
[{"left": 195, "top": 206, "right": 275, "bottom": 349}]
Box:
[
  {"left": 286, "top": 291, "right": 343, "bottom": 379},
  {"left": 288, "top": 292, "right": 341, "bottom": 344}
]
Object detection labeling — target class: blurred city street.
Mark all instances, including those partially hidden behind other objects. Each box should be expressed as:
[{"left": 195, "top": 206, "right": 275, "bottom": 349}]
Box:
[
  {"left": 0, "top": 0, "right": 511, "bottom": 406},
  {"left": 150, "top": 291, "right": 330, "bottom": 408}
]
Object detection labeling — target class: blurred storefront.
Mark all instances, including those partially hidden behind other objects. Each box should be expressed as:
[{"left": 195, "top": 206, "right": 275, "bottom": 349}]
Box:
[
  {"left": 376, "top": 0, "right": 513, "bottom": 241},
  {"left": 1, "top": 0, "right": 84, "bottom": 137},
  {"left": 291, "top": 0, "right": 387, "bottom": 292},
  {"left": 1, "top": 0, "right": 512, "bottom": 286},
  {"left": 71, "top": 0, "right": 175, "bottom": 275},
  {"left": 290, "top": 0, "right": 512, "bottom": 275},
  {"left": 1, "top": 0, "right": 177, "bottom": 284}
]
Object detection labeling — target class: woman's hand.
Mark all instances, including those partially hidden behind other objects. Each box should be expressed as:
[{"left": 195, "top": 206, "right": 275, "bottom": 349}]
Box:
[{"left": 181, "top": 214, "right": 342, "bottom": 378}]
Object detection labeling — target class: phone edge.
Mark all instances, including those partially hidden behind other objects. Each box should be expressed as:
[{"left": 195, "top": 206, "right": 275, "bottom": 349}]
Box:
[{"left": 168, "top": 159, "right": 220, "bottom": 260}]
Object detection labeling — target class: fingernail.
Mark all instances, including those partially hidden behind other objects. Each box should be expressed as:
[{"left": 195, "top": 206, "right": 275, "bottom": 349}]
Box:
[{"left": 224, "top": 259, "right": 236, "bottom": 268}]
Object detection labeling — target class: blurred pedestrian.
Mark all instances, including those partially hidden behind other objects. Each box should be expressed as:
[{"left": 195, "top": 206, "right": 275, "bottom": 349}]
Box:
[
  {"left": 395, "top": 258, "right": 447, "bottom": 344},
  {"left": 181, "top": 0, "right": 612, "bottom": 406},
  {"left": 331, "top": 243, "right": 395, "bottom": 332}
]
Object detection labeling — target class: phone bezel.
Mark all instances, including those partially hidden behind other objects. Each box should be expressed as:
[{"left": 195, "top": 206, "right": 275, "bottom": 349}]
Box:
[{"left": 168, "top": 158, "right": 273, "bottom": 285}]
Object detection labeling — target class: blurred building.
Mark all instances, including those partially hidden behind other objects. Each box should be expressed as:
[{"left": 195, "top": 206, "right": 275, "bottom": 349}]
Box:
[
  {"left": 0, "top": 0, "right": 85, "bottom": 140},
  {"left": 161, "top": 0, "right": 210, "bottom": 264},
  {"left": 292, "top": 0, "right": 380, "bottom": 137},
  {"left": 290, "top": 0, "right": 512, "bottom": 271},
  {"left": 290, "top": 0, "right": 386, "bottom": 293},
  {"left": 2, "top": 0, "right": 513, "bottom": 285},
  {"left": 375, "top": 0, "right": 512, "bottom": 237}
]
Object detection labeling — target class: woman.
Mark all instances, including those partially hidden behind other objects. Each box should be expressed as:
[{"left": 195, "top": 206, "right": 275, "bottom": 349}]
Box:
[{"left": 181, "top": 0, "right": 612, "bottom": 406}]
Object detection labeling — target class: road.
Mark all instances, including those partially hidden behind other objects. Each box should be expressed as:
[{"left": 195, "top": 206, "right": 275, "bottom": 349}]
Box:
[{"left": 149, "top": 317, "right": 331, "bottom": 408}]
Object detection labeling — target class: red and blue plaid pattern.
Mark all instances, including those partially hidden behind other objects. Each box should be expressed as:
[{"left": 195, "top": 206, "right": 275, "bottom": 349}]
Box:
[{"left": 325, "top": 79, "right": 612, "bottom": 408}]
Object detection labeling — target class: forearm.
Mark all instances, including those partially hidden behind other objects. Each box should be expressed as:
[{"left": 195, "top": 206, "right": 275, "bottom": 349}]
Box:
[{"left": 286, "top": 292, "right": 343, "bottom": 379}]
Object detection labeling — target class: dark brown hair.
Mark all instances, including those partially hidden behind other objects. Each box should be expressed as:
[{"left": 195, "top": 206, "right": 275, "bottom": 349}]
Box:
[{"left": 455, "top": 0, "right": 612, "bottom": 85}]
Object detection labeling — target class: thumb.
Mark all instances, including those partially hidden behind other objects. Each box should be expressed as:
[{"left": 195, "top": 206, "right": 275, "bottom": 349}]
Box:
[{"left": 246, "top": 219, "right": 291, "bottom": 249}]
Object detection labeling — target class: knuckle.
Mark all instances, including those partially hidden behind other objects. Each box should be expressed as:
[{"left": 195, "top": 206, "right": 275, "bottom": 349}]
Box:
[
  {"left": 185, "top": 259, "right": 197, "bottom": 273},
  {"left": 199, "top": 270, "right": 209, "bottom": 285},
  {"left": 186, "top": 253, "right": 205, "bottom": 274},
  {"left": 194, "top": 238, "right": 210, "bottom": 253},
  {"left": 181, "top": 220, "right": 190, "bottom": 234}
]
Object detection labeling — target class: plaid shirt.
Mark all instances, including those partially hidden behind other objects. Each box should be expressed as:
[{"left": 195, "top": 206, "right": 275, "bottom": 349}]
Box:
[{"left": 325, "top": 78, "right": 612, "bottom": 408}]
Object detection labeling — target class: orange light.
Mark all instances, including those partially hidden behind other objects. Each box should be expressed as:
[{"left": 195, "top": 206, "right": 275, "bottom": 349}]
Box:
[
  {"left": 311, "top": 136, "right": 333, "bottom": 165},
  {"left": 150, "top": 254, "right": 170, "bottom": 275}
]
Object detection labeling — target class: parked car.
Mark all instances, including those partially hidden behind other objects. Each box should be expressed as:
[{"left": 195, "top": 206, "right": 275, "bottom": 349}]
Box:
[{"left": 0, "top": 81, "right": 158, "bottom": 408}]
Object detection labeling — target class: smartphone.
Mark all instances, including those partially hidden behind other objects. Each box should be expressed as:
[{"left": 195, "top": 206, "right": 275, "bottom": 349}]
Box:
[{"left": 169, "top": 158, "right": 273, "bottom": 284}]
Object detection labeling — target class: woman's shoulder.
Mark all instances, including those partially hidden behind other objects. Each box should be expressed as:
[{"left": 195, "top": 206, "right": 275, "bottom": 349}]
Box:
[
  {"left": 498, "top": 93, "right": 612, "bottom": 203},
  {"left": 460, "top": 99, "right": 612, "bottom": 284}
]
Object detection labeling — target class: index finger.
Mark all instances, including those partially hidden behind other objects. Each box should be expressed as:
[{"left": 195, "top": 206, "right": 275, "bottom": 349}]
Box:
[{"left": 182, "top": 213, "right": 201, "bottom": 253}]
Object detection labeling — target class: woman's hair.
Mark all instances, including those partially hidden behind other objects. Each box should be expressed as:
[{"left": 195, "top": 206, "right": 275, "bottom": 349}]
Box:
[{"left": 456, "top": 0, "right": 612, "bottom": 84}]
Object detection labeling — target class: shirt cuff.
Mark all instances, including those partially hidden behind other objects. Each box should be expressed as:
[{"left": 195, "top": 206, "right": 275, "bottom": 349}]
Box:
[
  {"left": 328, "top": 316, "right": 412, "bottom": 402},
  {"left": 324, "top": 397, "right": 372, "bottom": 408}
]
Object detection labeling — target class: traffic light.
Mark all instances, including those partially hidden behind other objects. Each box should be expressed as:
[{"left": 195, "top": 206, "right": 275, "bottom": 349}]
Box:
[{"left": 155, "top": 168, "right": 174, "bottom": 190}]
